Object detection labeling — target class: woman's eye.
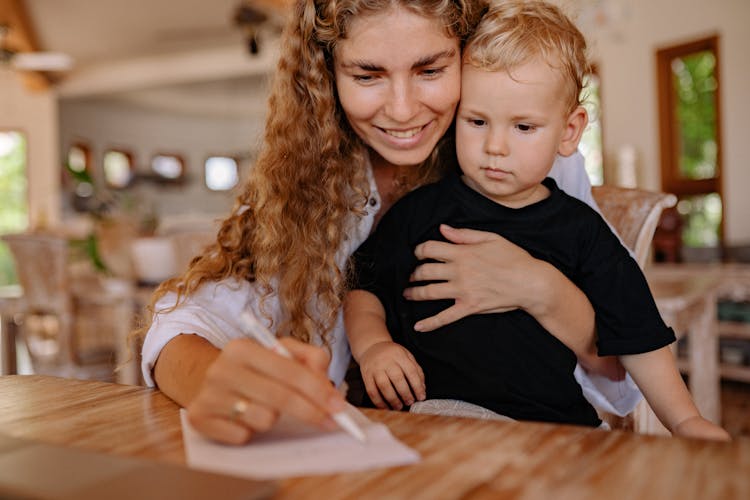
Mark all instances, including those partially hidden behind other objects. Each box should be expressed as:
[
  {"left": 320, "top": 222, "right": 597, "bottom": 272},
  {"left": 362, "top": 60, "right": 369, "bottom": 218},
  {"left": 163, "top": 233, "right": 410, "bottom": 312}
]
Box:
[
  {"left": 353, "top": 74, "right": 377, "bottom": 83},
  {"left": 421, "top": 67, "right": 446, "bottom": 78},
  {"left": 516, "top": 123, "right": 536, "bottom": 132}
]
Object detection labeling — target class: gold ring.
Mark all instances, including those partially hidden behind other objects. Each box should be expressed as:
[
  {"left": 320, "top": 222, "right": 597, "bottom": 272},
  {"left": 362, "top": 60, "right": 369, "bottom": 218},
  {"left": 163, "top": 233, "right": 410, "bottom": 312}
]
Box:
[{"left": 230, "top": 399, "right": 249, "bottom": 421}]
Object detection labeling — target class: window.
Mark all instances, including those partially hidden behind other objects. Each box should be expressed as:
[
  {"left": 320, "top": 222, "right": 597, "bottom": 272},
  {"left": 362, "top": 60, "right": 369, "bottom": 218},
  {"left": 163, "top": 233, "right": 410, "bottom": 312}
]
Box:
[
  {"left": 657, "top": 36, "right": 722, "bottom": 249},
  {"left": 0, "top": 131, "right": 29, "bottom": 285},
  {"left": 579, "top": 70, "right": 604, "bottom": 186},
  {"left": 204, "top": 156, "right": 239, "bottom": 191},
  {"left": 151, "top": 154, "right": 185, "bottom": 182},
  {"left": 67, "top": 143, "right": 91, "bottom": 174},
  {"left": 102, "top": 149, "right": 135, "bottom": 189}
]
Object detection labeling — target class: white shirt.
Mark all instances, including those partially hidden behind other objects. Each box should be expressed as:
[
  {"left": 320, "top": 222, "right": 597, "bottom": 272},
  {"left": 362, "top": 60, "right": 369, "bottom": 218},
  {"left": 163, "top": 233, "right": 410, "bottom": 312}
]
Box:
[{"left": 141, "top": 151, "right": 640, "bottom": 416}]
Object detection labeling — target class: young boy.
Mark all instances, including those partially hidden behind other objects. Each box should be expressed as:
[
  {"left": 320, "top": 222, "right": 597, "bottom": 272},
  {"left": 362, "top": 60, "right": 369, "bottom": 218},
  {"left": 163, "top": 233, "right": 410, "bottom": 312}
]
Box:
[{"left": 345, "top": 0, "right": 728, "bottom": 439}]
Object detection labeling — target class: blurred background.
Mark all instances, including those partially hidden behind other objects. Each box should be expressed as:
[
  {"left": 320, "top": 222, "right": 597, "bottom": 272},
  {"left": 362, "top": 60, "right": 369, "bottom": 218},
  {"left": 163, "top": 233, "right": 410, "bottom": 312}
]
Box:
[{"left": 0, "top": 0, "right": 749, "bottom": 435}]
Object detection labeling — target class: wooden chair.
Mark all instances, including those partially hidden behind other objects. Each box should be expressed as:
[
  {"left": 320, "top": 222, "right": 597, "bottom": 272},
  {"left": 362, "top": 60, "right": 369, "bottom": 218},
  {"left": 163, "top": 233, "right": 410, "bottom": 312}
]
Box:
[
  {"left": 592, "top": 185, "right": 678, "bottom": 433},
  {"left": 1, "top": 232, "right": 134, "bottom": 382},
  {"left": 592, "top": 185, "right": 678, "bottom": 268}
]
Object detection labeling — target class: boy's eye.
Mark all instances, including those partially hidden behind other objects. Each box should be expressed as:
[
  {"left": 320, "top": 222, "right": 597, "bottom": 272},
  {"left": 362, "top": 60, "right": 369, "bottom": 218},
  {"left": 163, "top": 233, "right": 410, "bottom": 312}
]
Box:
[
  {"left": 516, "top": 123, "right": 536, "bottom": 132},
  {"left": 468, "top": 118, "right": 486, "bottom": 127}
]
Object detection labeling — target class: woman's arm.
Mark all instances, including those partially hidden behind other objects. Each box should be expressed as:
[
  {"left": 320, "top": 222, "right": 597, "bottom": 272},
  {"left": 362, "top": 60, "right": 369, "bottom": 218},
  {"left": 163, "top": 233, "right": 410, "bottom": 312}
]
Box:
[{"left": 153, "top": 334, "right": 220, "bottom": 407}]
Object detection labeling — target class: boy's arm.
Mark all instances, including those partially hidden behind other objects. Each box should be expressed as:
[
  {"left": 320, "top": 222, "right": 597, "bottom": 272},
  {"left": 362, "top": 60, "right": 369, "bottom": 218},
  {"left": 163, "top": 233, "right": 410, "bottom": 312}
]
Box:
[
  {"left": 620, "top": 347, "right": 729, "bottom": 440},
  {"left": 344, "top": 290, "right": 426, "bottom": 409}
]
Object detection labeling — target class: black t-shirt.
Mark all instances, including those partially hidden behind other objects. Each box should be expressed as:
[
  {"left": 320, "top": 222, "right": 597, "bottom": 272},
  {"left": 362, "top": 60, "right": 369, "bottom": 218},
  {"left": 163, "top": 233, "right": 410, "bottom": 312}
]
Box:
[{"left": 351, "top": 173, "right": 675, "bottom": 427}]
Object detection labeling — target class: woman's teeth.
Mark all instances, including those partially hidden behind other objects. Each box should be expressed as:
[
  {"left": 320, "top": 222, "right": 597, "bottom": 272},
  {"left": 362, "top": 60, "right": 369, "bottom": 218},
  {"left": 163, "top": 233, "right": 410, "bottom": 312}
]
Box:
[{"left": 384, "top": 126, "right": 423, "bottom": 138}]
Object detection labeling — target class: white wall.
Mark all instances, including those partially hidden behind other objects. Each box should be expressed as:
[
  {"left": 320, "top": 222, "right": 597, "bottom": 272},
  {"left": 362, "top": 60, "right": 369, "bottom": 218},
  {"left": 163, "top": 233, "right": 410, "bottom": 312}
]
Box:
[
  {"left": 579, "top": 0, "right": 750, "bottom": 245},
  {"left": 58, "top": 100, "right": 265, "bottom": 224},
  {"left": 0, "top": 74, "right": 59, "bottom": 229},
  {"left": 5, "top": 0, "right": 750, "bottom": 245}
]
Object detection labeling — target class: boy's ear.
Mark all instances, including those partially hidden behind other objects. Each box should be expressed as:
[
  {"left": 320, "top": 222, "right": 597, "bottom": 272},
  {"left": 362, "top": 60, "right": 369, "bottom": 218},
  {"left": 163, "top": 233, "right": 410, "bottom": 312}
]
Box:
[{"left": 558, "top": 106, "right": 588, "bottom": 157}]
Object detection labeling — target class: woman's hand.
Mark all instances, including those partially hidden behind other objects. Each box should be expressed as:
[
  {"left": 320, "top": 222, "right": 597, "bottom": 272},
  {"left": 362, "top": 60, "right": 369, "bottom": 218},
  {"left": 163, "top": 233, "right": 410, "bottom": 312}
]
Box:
[
  {"left": 358, "top": 341, "right": 426, "bottom": 410},
  {"left": 183, "top": 337, "right": 346, "bottom": 445},
  {"left": 403, "top": 224, "right": 545, "bottom": 332},
  {"left": 403, "top": 224, "right": 601, "bottom": 369}
]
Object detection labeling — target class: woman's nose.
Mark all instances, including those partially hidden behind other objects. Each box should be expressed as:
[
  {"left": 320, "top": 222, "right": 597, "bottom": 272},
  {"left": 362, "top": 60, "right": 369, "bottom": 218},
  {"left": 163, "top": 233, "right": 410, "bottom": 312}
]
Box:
[{"left": 384, "top": 79, "right": 420, "bottom": 123}]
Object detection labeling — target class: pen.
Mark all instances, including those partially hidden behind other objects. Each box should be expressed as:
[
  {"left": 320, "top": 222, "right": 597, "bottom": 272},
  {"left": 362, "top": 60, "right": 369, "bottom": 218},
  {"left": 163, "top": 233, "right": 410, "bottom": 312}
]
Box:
[{"left": 237, "top": 311, "right": 367, "bottom": 443}]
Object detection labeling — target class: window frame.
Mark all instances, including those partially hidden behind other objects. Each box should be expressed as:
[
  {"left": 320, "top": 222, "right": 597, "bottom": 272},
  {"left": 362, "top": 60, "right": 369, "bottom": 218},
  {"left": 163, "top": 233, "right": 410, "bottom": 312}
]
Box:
[
  {"left": 656, "top": 35, "right": 724, "bottom": 239},
  {"left": 149, "top": 153, "right": 186, "bottom": 184}
]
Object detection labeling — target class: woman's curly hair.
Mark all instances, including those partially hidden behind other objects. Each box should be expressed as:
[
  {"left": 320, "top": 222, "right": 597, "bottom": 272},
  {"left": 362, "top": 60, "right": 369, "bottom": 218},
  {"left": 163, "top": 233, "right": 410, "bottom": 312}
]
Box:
[{"left": 131, "top": 0, "right": 486, "bottom": 350}]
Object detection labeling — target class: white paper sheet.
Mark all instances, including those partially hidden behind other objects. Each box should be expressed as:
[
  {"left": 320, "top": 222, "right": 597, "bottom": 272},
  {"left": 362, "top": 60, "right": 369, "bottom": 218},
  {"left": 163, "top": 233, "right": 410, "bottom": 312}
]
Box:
[{"left": 180, "top": 406, "right": 420, "bottom": 479}]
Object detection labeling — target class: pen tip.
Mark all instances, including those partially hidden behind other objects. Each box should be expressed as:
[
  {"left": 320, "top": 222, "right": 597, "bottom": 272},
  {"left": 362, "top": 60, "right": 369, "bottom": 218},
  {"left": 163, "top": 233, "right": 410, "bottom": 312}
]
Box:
[{"left": 333, "top": 412, "right": 367, "bottom": 444}]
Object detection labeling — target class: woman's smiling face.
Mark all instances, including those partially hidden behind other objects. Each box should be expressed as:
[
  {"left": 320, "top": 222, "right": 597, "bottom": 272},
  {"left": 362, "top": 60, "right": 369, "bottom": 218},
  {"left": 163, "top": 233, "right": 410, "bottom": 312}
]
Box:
[{"left": 334, "top": 6, "right": 462, "bottom": 168}]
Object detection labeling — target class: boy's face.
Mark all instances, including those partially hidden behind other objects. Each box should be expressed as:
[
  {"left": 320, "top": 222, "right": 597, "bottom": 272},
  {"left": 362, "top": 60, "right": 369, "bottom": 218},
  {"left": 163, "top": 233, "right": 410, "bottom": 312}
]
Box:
[{"left": 455, "top": 59, "right": 586, "bottom": 207}]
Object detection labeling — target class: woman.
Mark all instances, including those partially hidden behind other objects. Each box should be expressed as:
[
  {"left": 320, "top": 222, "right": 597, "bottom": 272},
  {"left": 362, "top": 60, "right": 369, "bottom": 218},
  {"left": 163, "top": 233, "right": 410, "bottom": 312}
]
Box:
[{"left": 137, "top": 0, "right": 631, "bottom": 445}]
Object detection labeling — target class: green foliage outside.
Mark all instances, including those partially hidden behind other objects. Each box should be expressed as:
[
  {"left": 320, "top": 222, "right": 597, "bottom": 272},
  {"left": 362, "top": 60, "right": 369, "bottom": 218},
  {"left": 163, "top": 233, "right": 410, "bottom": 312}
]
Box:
[
  {"left": 580, "top": 73, "right": 603, "bottom": 186},
  {"left": 673, "top": 50, "right": 718, "bottom": 180},
  {"left": 672, "top": 50, "right": 721, "bottom": 247},
  {"left": 0, "top": 132, "right": 29, "bottom": 285}
]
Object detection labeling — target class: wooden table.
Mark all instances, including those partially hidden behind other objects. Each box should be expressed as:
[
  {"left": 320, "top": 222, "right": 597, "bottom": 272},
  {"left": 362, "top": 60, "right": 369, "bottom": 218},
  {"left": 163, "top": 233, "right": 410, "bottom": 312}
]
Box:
[
  {"left": 644, "top": 264, "right": 724, "bottom": 433},
  {"left": 1, "top": 375, "right": 748, "bottom": 499}
]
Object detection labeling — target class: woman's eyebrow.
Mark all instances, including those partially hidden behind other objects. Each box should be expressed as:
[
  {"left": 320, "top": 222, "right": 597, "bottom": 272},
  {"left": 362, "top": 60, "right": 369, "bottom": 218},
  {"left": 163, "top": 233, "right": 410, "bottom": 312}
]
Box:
[
  {"left": 339, "top": 49, "right": 457, "bottom": 72},
  {"left": 412, "top": 49, "right": 456, "bottom": 69}
]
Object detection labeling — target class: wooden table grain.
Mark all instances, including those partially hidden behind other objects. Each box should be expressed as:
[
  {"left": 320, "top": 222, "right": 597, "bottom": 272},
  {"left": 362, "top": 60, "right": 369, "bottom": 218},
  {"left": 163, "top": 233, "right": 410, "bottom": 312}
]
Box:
[{"left": 1, "top": 375, "right": 748, "bottom": 499}]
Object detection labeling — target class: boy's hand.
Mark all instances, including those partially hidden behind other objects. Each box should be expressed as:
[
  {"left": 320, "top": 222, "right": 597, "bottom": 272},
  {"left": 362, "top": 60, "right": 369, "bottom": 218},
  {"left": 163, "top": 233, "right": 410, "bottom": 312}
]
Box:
[
  {"left": 358, "top": 341, "right": 426, "bottom": 410},
  {"left": 674, "top": 416, "right": 731, "bottom": 441}
]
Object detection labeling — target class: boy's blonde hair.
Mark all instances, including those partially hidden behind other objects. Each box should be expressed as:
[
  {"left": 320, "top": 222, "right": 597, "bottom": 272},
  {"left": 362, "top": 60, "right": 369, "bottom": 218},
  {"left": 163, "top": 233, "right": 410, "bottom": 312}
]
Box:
[{"left": 464, "top": 0, "right": 589, "bottom": 113}]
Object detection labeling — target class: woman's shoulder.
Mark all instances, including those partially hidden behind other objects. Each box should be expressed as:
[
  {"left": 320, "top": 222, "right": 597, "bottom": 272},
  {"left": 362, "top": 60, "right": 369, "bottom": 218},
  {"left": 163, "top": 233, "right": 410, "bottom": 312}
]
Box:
[{"left": 154, "top": 278, "right": 256, "bottom": 317}]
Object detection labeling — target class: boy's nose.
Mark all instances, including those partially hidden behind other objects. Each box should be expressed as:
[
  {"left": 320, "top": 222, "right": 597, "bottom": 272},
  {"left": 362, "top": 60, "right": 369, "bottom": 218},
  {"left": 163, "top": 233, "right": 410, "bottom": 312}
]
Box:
[{"left": 485, "top": 128, "right": 509, "bottom": 156}]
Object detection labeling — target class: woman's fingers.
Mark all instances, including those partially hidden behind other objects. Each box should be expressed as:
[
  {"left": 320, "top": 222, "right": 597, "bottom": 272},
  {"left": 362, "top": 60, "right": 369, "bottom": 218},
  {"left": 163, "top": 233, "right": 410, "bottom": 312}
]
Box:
[
  {"left": 186, "top": 338, "right": 343, "bottom": 445},
  {"left": 413, "top": 225, "right": 503, "bottom": 262},
  {"left": 413, "top": 304, "right": 467, "bottom": 332},
  {"left": 409, "top": 262, "right": 453, "bottom": 283},
  {"left": 281, "top": 336, "right": 331, "bottom": 373},
  {"left": 404, "top": 280, "right": 454, "bottom": 302},
  {"left": 187, "top": 411, "right": 255, "bottom": 445},
  {"left": 224, "top": 339, "right": 342, "bottom": 414},
  {"left": 413, "top": 239, "right": 457, "bottom": 263},
  {"left": 439, "top": 224, "right": 501, "bottom": 244}
]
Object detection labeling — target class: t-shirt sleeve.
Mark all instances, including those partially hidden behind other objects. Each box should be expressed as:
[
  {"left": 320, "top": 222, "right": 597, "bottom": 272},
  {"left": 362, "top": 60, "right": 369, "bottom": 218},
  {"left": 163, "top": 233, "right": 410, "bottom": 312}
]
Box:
[{"left": 575, "top": 209, "right": 676, "bottom": 356}]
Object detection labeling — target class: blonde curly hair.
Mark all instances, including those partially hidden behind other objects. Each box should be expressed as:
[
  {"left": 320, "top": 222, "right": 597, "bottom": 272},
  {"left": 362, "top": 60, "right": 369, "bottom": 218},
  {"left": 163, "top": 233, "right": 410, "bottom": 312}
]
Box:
[
  {"left": 464, "top": 0, "right": 590, "bottom": 114},
  {"left": 131, "top": 0, "right": 485, "bottom": 351}
]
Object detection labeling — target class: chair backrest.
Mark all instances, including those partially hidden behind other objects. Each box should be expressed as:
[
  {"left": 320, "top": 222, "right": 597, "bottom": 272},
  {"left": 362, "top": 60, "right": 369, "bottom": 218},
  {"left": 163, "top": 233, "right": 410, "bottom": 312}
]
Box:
[
  {"left": 591, "top": 185, "right": 678, "bottom": 433},
  {"left": 592, "top": 185, "right": 678, "bottom": 268},
  {"left": 1, "top": 233, "right": 72, "bottom": 314}
]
